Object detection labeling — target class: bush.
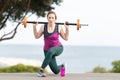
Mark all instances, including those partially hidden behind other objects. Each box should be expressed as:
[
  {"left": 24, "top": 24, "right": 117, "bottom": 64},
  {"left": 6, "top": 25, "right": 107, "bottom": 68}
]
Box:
[
  {"left": 0, "top": 64, "right": 41, "bottom": 73},
  {"left": 92, "top": 66, "right": 108, "bottom": 73},
  {"left": 111, "top": 60, "right": 120, "bottom": 73}
]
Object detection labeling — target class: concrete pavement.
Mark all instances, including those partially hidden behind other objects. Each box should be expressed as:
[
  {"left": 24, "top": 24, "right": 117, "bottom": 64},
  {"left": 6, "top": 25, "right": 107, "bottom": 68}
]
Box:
[{"left": 0, "top": 73, "right": 120, "bottom": 80}]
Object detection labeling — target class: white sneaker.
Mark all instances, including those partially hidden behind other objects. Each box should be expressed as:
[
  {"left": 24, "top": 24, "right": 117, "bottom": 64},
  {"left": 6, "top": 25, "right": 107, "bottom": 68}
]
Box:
[{"left": 37, "top": 70, "right": 46, "bottom": 77}]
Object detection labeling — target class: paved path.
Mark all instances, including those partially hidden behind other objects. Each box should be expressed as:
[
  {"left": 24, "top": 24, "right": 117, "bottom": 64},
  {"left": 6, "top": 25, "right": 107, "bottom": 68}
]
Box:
[{"left": 0, "top": 73, "right": 120, "bottom": 80}]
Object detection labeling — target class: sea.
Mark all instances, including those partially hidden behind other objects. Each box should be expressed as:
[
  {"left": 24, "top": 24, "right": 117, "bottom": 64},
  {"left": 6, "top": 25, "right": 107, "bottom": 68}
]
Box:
[{"left": 0, "top": 44, "right": 120, "bottom": 73}]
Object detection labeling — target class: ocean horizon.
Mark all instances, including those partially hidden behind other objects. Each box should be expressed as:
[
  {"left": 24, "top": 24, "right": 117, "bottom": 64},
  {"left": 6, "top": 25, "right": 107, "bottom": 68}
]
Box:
[{"left": 0, "top": 44, "right": 120, "bottom": 73}]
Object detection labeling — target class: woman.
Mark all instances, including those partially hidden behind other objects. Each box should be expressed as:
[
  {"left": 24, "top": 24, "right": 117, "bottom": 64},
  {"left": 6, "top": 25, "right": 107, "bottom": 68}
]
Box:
[{"left": 33, "top": 11, "right": 69, "bottom": 77}]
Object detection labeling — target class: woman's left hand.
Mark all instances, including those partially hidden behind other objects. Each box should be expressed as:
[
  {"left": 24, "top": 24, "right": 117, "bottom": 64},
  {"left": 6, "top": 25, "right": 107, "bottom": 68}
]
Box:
[{"left": 64, "top": 21, "right": 69, "bottom": 29}]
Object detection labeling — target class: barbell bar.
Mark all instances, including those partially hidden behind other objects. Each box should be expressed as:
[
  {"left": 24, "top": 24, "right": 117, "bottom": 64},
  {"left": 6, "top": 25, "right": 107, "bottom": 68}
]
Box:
[{"left": 23, "top": 16, "right": 88, "bottom": 30}]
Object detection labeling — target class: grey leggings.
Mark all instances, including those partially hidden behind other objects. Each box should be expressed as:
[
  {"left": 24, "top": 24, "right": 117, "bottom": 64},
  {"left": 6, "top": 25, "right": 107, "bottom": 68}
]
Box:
[{"left": 41, "top": 46, "right": 63, "bottom": 74}]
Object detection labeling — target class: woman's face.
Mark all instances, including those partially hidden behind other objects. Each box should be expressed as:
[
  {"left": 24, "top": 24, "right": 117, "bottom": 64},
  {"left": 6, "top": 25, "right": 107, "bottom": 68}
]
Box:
[{"left": 47, "top": 13, "right": 56, "bottom": 24}]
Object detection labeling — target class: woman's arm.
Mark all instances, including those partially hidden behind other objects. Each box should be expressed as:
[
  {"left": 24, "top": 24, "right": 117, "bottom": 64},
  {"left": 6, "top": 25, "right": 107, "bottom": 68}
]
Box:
[
  {"left": 59, "top": 22, "right": 69, "bottom": 41},
  {"left": 33, "top": 23, "right": 44, "bottom": 39}
]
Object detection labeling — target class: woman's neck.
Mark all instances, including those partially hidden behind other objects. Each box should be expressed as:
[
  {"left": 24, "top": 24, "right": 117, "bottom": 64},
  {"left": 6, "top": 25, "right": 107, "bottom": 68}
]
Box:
[{"left": 48, "top": 23, "right": 55, "bottom": 27}]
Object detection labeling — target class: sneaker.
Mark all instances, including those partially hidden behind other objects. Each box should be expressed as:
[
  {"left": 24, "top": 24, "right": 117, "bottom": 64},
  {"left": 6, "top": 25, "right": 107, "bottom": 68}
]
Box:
[{"left": 37, "top": 70, "right": 46, "bottom": 77}]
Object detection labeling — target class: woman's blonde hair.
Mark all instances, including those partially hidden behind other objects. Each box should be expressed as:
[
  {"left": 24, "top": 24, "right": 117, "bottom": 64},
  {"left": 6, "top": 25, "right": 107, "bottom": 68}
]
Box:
[{"left": 47, "top": 11, "right": 57, "bottom": 20}]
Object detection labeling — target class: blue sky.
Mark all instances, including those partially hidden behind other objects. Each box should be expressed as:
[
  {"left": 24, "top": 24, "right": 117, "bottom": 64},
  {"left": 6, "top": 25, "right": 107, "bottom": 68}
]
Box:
[{"left": 1, "top": 0, "right": 120, "bottom": 46}]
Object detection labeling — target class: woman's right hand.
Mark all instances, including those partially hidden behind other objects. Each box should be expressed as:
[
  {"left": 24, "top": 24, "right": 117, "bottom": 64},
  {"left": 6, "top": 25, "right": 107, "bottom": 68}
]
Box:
[{"left": 33, "top": 21, "right": 38, "bottom": 27}]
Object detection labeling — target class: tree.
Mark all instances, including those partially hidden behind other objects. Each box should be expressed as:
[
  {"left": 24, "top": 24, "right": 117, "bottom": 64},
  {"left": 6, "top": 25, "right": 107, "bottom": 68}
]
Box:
[{"left": 0, "top": 0, "right": 62, "bottom": 41}]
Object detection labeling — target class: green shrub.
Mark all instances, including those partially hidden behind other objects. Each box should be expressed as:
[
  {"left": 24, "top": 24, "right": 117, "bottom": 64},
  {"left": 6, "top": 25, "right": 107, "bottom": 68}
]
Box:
[
  {"left": 111, "top": 60, "right": 120, "bottom": 73},
  {"left": 0, "top": 64, "right": 41, "bottom": 73},
  {"left": 92, "top": 66, "right": 108, "bottom": 73}
]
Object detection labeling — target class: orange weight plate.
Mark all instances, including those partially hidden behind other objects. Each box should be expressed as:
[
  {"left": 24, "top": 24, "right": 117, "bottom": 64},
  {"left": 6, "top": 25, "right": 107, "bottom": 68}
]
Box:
[
  {"left": 77, "top": 19, "right": 80, "bottom": 30},
  {"left": 23, "top": 16, "right": 27, "bottom": 28}
]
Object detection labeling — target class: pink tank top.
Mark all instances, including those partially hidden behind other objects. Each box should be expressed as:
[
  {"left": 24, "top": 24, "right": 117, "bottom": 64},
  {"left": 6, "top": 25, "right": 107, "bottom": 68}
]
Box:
[{"left": 43, "top": 24, "right": 62, "bottom": 51}]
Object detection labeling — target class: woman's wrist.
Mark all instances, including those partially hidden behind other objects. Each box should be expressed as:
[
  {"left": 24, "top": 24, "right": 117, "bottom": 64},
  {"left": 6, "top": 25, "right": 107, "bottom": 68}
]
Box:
[{"left": 66, "top": 26, "right": 69, "bottom": 30}]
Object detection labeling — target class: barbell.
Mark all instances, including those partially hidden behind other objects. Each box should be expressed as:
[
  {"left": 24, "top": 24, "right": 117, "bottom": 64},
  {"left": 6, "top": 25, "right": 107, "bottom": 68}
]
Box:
[{"left": 22, "top": 16, "right": 88, "bottom": 30}]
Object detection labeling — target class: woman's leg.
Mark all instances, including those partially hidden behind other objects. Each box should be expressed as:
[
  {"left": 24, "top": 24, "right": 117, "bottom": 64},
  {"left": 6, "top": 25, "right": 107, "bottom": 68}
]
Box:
[
  {"left": 49, "top": 46, "right": 63, "bottom": 74},
  {"left": 41, "top": 49, "right": 53, "bottom": 69},
  {"left": 49, "top": 56, "right": 62, "bottom": 74},
  {"left": 41, "top": 46, "right": 63, "bottom": 73}
]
